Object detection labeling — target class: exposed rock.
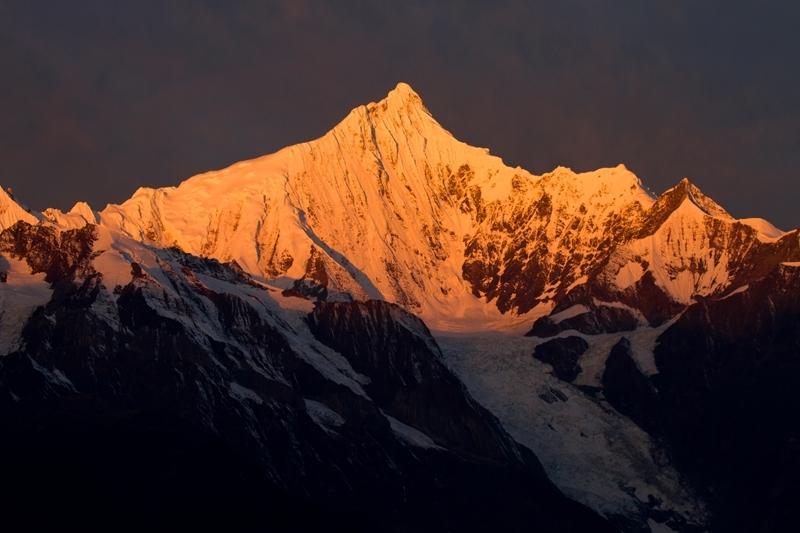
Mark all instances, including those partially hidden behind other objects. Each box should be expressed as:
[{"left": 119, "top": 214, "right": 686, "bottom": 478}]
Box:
[
  {"left": 533, "top": 336, "right": 589, "bottom": 382},
  {"left": 308, "top": 300, "right": 518, "bottom": 459},
  {"left": 602, "top": 338, "right": 660, "bottom": 433},
  {"left": 283, "top": 246, "right": 330, "bottom": 300}
]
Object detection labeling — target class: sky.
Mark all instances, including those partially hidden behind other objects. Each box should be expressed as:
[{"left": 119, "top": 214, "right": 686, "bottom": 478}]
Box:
[{"left": 1, "top": 0, "right": 799, "bottom": 228}]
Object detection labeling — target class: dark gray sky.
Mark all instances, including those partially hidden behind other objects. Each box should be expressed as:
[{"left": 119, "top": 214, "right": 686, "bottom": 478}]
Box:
[{"left": 1, "top": 0, "right": 799, "bottom": 228}]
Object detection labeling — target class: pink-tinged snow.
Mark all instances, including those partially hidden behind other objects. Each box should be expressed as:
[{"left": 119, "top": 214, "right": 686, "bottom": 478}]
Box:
[
  {"left": 548, "top": 304, "right": 590, "bottom": 324},
  {"left": 0, "top": 256, "right": 52, "bottom": 355},
  {"left": 41, "top": 202, "right": 97, "bottom": 229},
  {"left": 438, "top": 333, "right": 706, "bottom": 530},
  {"left": 614, "top": 261, "right": 645, "bottom": 289},
  {"left": 92, "top": 84, "right": 665, "bottom": 332},
  {"left": 0, "top": 187, "right": 38, "bottom": 230},
  {"left": 609, "top": 196, "right": 733, "bottom": 304},
  {"left": 740, "top": 217, "right": 785, "bottom": 240},
  {"left": 91, "top": 225, "right": 188, "bottom": 293},
  {"left": 717, "top": 284, "right": 750, "bottom": 300},
  {"left": 2, "top": 82, "right": 793, "bottom": 336}
]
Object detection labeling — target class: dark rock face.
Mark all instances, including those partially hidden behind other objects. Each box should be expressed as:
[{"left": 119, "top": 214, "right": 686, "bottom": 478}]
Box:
[
  {"left": 0, "top": 222, "right": 611, "bottom": 532},
  {"left": 2, "top": 398, "right": 337, "bottom": 532},
  {"left": 529, "top": 299, "right": 642, "bottom": 336},
  {"left": 533, "top": 336, "right": 589, "bottom": 382},
  {"left": 308, "top": 300, "right": 518, "bottom": 460},
  {"left": 460, "top": 171, "right": 648, "bottom": 316},
  {"left": 649, "top": 264, "right": 800, "bottom": 532},
  {"left": 283, "top": 245, "right": 330, "bottom": 300},
  {"left": 0, "top": 221, "right": 97, "bottom": 282},
  {"left": 601, "top": 338, "right": 660, "bottom": 433}
]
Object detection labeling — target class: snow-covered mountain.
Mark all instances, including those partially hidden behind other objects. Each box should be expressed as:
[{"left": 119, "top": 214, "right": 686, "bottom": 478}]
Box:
[
  {"left": 97, "top": 83, "right": 530, "bottom": 328},
  {"left": 90, "top": 82, "right": 798, "bottom": 337},
  {"left": 1, "top": 82, "right": 798, "bottom": 531},
  {"left": 530, "top": 177, "right": 800, "bottom": 336}
]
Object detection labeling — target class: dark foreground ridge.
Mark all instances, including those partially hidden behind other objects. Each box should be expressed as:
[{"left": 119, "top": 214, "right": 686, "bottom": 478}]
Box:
[{"left": 0, "top": 221, "right": 610, "bottom": 532}]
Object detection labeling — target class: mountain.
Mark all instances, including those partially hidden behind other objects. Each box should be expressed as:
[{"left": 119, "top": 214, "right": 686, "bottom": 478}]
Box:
[
  {"left": 95, "top": 83, "right": 799, "bottom": 337},
  {"left": 0, "top": 218, "right": 609, "bottom": 531},
  {"left": 530, "top": 177, "right": 800, "bottom": 336},
  {"left": 96, "top": 84, "right": 661, "bottom": 332},
  {"left": 1, "top": 82, "right": 798, "bottom": 531}
]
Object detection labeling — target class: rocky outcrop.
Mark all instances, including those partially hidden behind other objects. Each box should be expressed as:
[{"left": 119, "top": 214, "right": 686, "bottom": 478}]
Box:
[
  {"left": 532, "top": 336, "right": 589, "bottom": 382},
  {"left": 283, "top": 246, "right": 331, "bottom": 300},
  {"left": 308, "top": 300, "right": 519, "bottom": 460},
  {"left": 601, "top": 338, "right": 660, "bottom": 433},
  {"left": 0, "top": 221, "right": 98, "bottom": 283}
]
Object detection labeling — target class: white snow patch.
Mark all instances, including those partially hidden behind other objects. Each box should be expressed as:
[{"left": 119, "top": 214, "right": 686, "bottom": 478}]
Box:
[
  {"left": 563, "top": 275, "right": 589, "bottom": 295},
  {"left": 386, "top": 415, "right": 444, "bottom": 450},
  {"left": 648, "top": 518, "right": 682, "bottom": 533},
  {"left": 229, "top": 382, "right": 263, "bottom": 404},
  {"left": 740, "top": 217, "right": 785, "bottom": 240},
  {"left": 29, "top": 358, "right": 76, "bottom": 391},
  {"left": 304, "top": 399, "right": 345, "bottom": 431},
  {"left": 0, "top": 256, "right": 52, "bottom": 355},
  {"left": 717, "top": 285, "right": 749, "bottom": 300},
  {"left": 589, "top": 298, "right": 649, "bottom": 327},
  {"left": 549, "top": 304, "right": 590, "bottom": 324}
]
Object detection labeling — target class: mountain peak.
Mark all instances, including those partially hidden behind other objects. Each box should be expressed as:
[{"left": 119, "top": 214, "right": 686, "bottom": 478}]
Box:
[
  {"left": 636, "top": 177, "right": 732, "bottom": 236},
  {"left": 327, "top": 81, "right": 447, "bottom": 151},
  {"left": 669, "top": 177, "right": 732, "bottom": 219},
  {"left": 68, "top": 201, "right": 97, "bottom": 224},
  {"left": 365, "top": 81, "right": 430, "bottom": 119},
  {"left": 388, "top": 81, "right": 420, "bottom": 100},
  {"left": 383, "top": 82, "right": 423, "bottom": 105},
  {"left": 0, "top": 186, "right": 38, "bottom": 230}
]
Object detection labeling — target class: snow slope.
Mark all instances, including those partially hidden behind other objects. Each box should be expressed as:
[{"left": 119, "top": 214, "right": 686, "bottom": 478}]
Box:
[
  {"left": 438, "top": 333, "right": 706, "bottom": 530},
  {"left": 0, "top": 187, "right": 38, "bottom": 230},
  {"left": 0, "top": 256, "right": 51, "bottom": 355}
]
